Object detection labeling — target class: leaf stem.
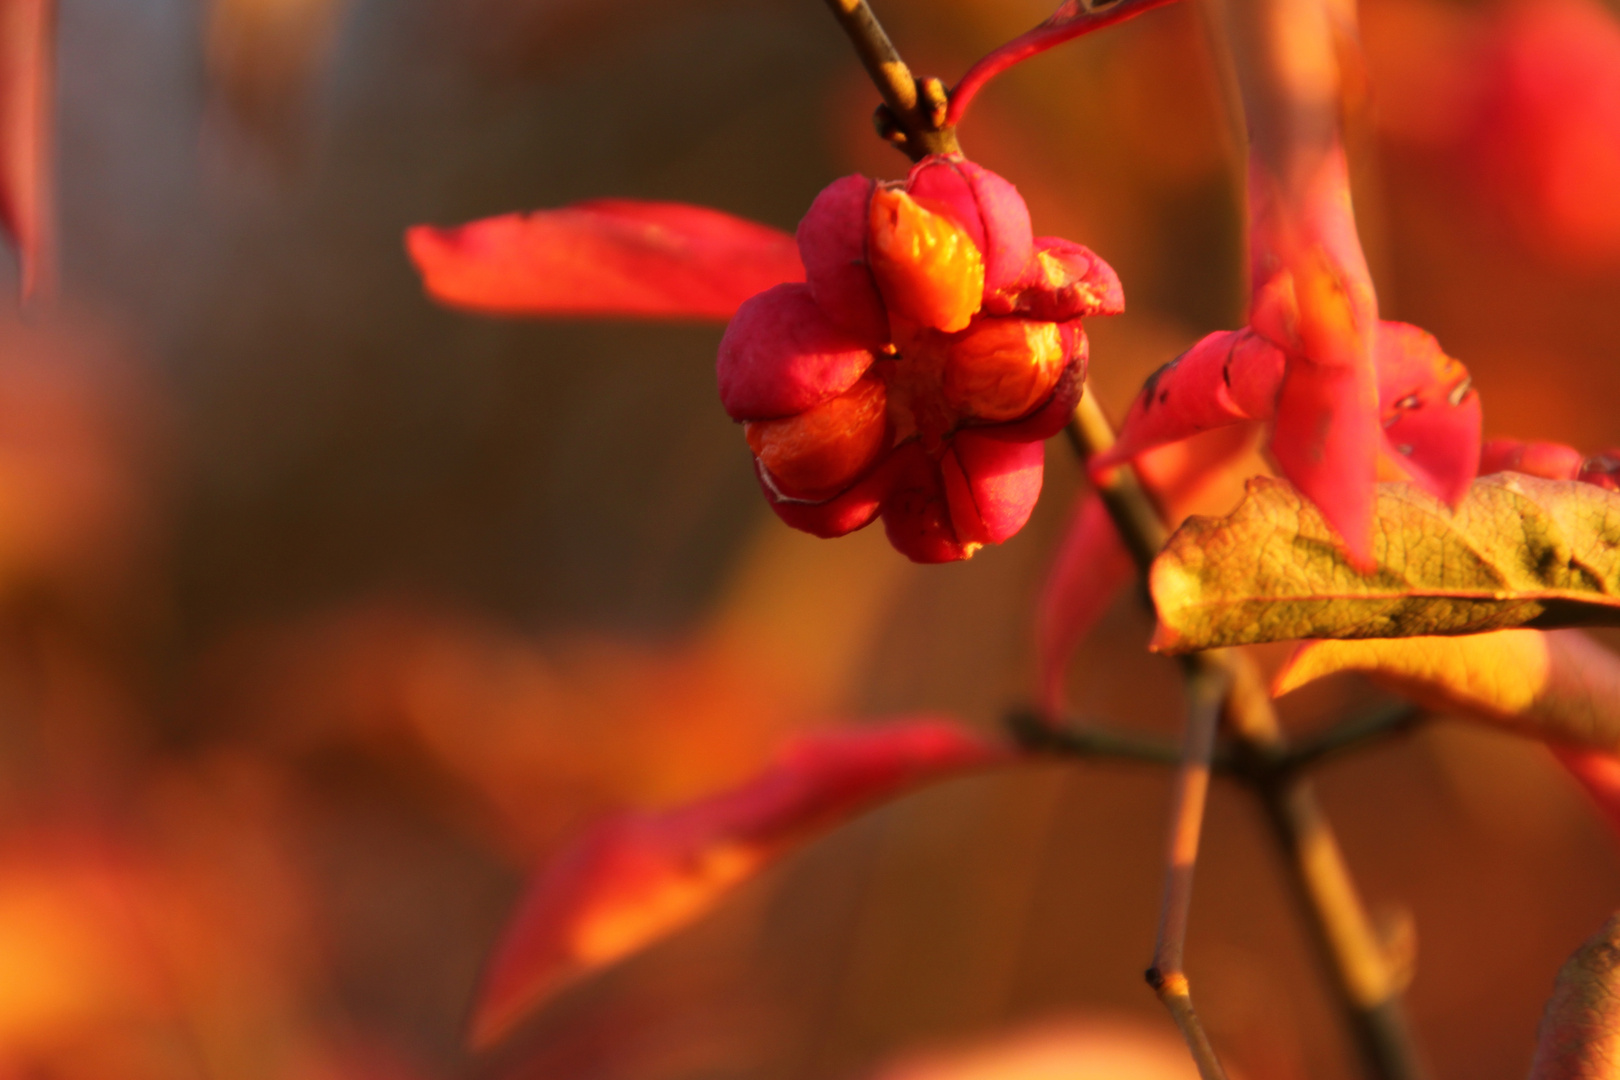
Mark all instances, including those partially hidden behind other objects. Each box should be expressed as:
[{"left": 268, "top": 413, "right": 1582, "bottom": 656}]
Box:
[
  {"left": 818, "top": 0, "right": 960, "bottom": 159},
  {"left": 947, "top": 0, "right": 1181, "bottom": 127},
  {"left": 1065, "top": 388, "right": 1430, "bottom": 1080}
]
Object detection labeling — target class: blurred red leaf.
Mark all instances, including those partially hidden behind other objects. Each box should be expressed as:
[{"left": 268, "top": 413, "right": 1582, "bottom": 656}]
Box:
[
  {"left": 1368, "top": 0, "right": 1620, "bottom": 266},
  {"left": 406, "top": 200, "right": 804, "bottom": 321},
  {"left": 0, "top": 0, "right": 51, "bottom": 298},
  {"left": 470, "top": 718, "right": 1008, "bottom": 1050}
]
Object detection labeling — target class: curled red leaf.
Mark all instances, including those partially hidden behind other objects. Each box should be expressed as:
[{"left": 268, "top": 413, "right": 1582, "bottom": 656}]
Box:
[
  {"left": 406, "top": 200, "right": 804, "bottom": 321},
  {"left": 469, "top": 718, "right": 1009, "bottom": 1049}
]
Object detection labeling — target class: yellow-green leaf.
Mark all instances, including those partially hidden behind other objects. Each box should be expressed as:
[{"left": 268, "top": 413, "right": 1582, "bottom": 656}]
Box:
[
  {"left": 1529, "top": 912, "right": 1620, "bottom": 1079},
  {"left": 1150, "top": 474, "right": 1620, "bottom": 653}
]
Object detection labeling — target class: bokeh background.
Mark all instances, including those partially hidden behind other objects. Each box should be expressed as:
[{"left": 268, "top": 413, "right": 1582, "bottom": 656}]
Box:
[{"left": 4, "top": 0, "right": 1620, "bottom": 1076}]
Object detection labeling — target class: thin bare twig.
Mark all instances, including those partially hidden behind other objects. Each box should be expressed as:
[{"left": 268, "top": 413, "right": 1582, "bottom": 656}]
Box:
[
  {"left": 818, "top": 0, "right": 960, "bottom": 159},
  {"left": 1147, "top": 664, "right": 1232, "bottom": 1080}
]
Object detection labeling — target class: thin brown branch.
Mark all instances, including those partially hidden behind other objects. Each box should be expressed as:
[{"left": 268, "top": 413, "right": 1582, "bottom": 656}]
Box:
[
  {"left": 1065, "top": 388, "right": 1429, "bottom": 1080},
  {"left": 818, "top": 0, "right": 960, "bottom": 159},
  {"left": 1146, "top": 664, "right": 1232, "bottom": 1080}
]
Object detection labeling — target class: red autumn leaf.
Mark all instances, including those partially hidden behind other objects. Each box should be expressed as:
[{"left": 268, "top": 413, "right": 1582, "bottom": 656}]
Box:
[
  {"left": 468, "top": 718, "right": 1009, "bottom": 1050},
  {"left": 0, "top": 0, "right": 52, "bottom": 299},
  {"left": 406, "top": 200, "right": 804, "bottom": 321},
  {"left": 1096, "top": 320, "right": 1478, "bottom": 532}
]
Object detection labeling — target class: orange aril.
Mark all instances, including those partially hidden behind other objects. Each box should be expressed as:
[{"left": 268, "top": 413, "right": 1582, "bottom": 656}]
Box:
[
  {"left": 867, "top": 188, "right": 984, "bottom": 334},
  {"left": 941, "top": 318, "right": 1066, "bottom": 422},
  {"left": 745, "top": 375, "right": 889, "bottom": 499}
]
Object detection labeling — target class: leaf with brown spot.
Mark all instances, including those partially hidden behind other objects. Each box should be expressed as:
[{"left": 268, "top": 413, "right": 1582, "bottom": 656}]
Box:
[{"left": 1150, "top": 473, "right": 1620, "bottom": 653}]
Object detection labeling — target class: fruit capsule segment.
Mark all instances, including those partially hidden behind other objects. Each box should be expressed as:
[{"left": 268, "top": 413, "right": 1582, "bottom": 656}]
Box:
[
  {"left": 745, "top": 374, "right": 890, "bottom": 500},
  {"left": 942, "top": 318, "right": 1066, "bottom": 422},
  {"left": 867, "top": 188, "right": 985, "bottom": 334}
]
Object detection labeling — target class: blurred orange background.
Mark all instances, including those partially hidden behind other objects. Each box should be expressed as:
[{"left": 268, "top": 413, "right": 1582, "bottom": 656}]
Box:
[{"left": 2, "top": 0, "right": 1619, "bottom": 1076}]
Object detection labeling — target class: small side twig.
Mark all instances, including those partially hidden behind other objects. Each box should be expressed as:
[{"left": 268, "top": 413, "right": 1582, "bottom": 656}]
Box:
[
  {"left": 1147, "top": 663, "right": 1233, "bottom": 1080},
  {"left": 819, "top": 0, "right": 960, "bottom": 159},
  {"left": 1007, "top": 707, "right": 1189, "bottom": 768}
]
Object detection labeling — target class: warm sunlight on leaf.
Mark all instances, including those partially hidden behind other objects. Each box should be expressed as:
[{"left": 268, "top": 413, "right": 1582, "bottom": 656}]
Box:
[
  {"left": 1275, "top": 629, "right": 1620, "bottom": 752},
  {"left": 1275, "top": 630, "right": 1620, "bottom": 839},
  {"left": 407, "top": 201, "right": 804, "bottom": 321},
  {"left": 1151, "top": 473, "right": 1620, "bottom": 653},
  {"left": 1528, "top": 912, "right": 1620, "bottom": 1079},
  {"left": 469, "top": 719, "right": 1008, "bottom": 1050}
]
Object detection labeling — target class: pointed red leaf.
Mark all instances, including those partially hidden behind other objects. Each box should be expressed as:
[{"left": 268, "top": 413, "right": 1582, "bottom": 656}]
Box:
[
  {"left": 0, "top": 0, "right": 52, "bottom": 299},
  {"left": 406, "top": 200, "right": 803, "bottom": 321},
  {"left": 469, "top": 719, "right": 1008, "bottom": 1049},
  {"left": 1093, "top": 329, "right": 1284, "bottom": 471}
]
